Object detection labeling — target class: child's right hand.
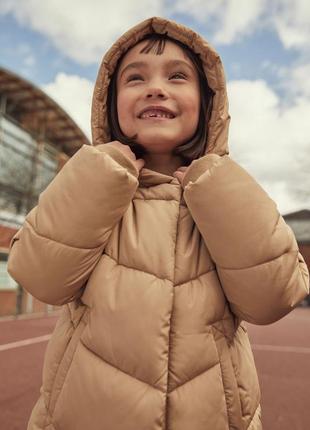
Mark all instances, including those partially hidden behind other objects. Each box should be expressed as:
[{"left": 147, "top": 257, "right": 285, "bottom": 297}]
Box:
[{"left": 105, "top": 141, "right": 145, "bottom": 172}]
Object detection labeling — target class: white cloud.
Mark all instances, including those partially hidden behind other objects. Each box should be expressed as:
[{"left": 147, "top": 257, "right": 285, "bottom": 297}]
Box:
[
  {"left": 271, "top": 0, "right": 310, "bottom": 50},
  {"left": 259, "top": 181, "right": 306, "bottom": 216},
  {"left": 227, "top": 78, "right": 310, "bottom": 214},
  {"left": 288, "top": 63, "right": 310, "bottom": 98},
  {"left": 211, "top": 0, "right": 266, "bottom": 44},
  {"left": 170, "top": 0, "right": 310, "bottom": 51},
  {"left": 1, "top": 0, "right": 309, "bottom": 64},
  {"left": 167, "top": 0, "right": 267, "bottom": 44},
  {"left": 0, "top": 0, "right": 164, "bottom": 65},
  {"left": 42, "top": 73, "right": 94, "bottom": 138}
]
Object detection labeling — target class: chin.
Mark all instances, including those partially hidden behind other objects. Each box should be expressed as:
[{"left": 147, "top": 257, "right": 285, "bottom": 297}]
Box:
[{"left": 138, "top": 135, "right": 181, "bottom": 148}]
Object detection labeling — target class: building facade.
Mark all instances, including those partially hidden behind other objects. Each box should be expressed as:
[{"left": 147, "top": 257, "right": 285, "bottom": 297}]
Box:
[
  {"left": 283, "top": 209, "right": 310, "bottom": 305},
  {"left": 0, "top": 67, "right": 89, "bottom": 316}
]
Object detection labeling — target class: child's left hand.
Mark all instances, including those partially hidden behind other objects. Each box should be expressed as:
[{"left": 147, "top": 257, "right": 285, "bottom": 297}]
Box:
[{"left": 173, "top": 166, "right": 189, "bottom": 186}]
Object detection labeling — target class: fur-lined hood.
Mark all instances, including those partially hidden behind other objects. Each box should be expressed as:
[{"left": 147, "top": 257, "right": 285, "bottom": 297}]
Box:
[{"left": 91, "top": 16, "right": 230, "bottom": 157}]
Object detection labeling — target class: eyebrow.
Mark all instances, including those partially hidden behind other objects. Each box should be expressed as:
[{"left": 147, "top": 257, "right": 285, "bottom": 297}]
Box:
[{"left": 119, "top": 59, "right": 195, "bottom": 79}]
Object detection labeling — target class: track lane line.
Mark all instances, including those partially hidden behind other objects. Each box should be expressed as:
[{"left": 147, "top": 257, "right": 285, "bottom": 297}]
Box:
[
  {"left": 0, "top": 334, "right": 51, "bottom": 351},
  {"left": 1, "top": 337, "right": 309, "bottom": 354},
  {"left": 252, "top": 344, "right": 310, "bottom": 354}
]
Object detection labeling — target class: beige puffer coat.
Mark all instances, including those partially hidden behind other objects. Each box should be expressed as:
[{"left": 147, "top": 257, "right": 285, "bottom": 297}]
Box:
[{"left": 8, "top": 16, "right": 309, "bottom": 430}]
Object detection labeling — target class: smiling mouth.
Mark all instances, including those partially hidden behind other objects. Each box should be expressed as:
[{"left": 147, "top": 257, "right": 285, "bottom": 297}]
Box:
[
  {"left": 139, "top": 112, "right": 175, "bottom": 121},
  {"left": 138, "top": 109, "right": 176, "bottom": 120},
  {"left": 139, "top": 116, "right": 175, "bottom": 121}
]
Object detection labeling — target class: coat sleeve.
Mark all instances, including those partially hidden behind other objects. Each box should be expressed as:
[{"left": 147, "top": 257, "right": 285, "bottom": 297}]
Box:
[
  {"left": 7, "top": 144, "right": 139, "bottom": 306},
  {"left": 182, "top": 154, "right": 309, "bottom": 325}
]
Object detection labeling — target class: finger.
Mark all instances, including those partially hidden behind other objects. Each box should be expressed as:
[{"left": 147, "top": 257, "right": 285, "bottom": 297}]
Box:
[
  {"left": 173, "top": 171, "right": 183, "bottom": 183},
  {"left": 173, "top": 169, "right": 184, "bottom": 176},
  {"left": 136, "top": 158, "right": 145, "bottom": 171}
]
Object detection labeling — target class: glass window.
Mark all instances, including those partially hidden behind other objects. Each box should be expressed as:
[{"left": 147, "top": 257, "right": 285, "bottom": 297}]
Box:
[
  {"left": 0, "top": 115, "right": 58, "bottom": 215},
  {"left": 0, "top": 260, "right": 17, "bottom": 290}
]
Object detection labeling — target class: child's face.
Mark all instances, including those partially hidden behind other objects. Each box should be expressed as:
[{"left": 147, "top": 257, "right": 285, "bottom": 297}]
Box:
[{"left": 116, "top": 40, "right": 200, "bottom": 154}]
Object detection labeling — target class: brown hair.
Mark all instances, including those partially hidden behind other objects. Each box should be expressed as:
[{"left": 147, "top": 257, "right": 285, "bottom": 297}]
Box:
[{"left": 107, "top": 33, "right": 214, "bottom": 164}]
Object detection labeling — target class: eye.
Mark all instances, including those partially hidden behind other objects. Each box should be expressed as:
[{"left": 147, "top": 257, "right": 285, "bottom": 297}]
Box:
[
  {"left": 126, "top": 74, "right": 143, "bottom": 82},
  {"left": 170, "top": 72, "right": 187, "bottom": 80}
]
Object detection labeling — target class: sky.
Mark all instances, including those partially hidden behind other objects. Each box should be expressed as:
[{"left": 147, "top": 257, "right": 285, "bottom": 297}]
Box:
[{"left": 0, "top": 0, "right": 310, "bottom": 215}]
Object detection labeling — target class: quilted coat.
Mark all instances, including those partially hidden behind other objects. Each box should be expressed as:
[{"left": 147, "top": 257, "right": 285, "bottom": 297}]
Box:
[{"left": 8, "top": 16, "right": 309, "bottom": 430}]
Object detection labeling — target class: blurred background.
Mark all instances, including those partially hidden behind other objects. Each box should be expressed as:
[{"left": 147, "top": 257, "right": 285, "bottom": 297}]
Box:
[{"left": 0, "top": 1, "right": 309, "bottom": 429}]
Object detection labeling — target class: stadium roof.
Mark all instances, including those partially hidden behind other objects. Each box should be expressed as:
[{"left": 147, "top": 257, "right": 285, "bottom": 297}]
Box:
[{"left": 0, "top": 66, "right": 90, "bottom": 156}]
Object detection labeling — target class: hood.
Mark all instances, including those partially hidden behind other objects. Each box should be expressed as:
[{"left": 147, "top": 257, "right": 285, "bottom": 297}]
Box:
[{"left": 91, "top": 16, "right": 230, "bottom": 172}]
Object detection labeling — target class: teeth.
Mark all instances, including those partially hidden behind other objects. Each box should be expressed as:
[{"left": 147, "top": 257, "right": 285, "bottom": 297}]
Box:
[{"left": 141, "top": 110, "right": 174, "bottom": 119}]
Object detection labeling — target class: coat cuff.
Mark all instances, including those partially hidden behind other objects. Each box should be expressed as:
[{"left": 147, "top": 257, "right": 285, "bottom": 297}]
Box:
[
  {"left": 182, "top": 154, "right": 224, "bottom": 188},
  {"left": 94, "top": 144, "right": 139, "bottom": 179}
]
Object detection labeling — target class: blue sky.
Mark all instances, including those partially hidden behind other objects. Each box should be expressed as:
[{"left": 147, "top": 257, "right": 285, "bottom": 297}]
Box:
[
  {"left": 0, "top": 0, "right": 309, "bottom": 214},
  {"left": 0, "top": 14, "right": 97, "bottom": 84}
]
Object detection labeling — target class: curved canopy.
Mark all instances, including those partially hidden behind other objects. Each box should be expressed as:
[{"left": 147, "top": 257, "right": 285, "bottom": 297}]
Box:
[{"left": 0, "top": 67, "right": 89, "bottom": 156}]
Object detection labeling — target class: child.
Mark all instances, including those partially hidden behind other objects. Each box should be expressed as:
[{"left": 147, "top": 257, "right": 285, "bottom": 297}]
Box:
[{"left": 8, "top": 16, "right": 309, "bottom": 430}]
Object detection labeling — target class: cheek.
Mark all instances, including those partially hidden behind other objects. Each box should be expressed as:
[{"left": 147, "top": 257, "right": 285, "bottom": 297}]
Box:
[
  {"left": 117, "top": 90, "right": 135, "bottom": 117},
  {"left": 116, "top": 93, "right": 124, "bottom": 117},
  {"left": 183, "top": 91, "right": 200, "bottom": 134},
  {"left": 183, "top": 87, "right": 200, "bottom": 115},
  {"left": 117, "top": 94, "right": 129, "bottom": 129},
  {"left": 187, "top": 97, "right": 200, "bottom": 125},
  {"left": 193, "top": 94, "right": 201, "bottom": 125}
]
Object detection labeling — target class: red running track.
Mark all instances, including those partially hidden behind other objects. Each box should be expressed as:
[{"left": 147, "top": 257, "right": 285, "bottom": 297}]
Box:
[{"left": 0, "top": 308, "right": 309, "bottom": 430}]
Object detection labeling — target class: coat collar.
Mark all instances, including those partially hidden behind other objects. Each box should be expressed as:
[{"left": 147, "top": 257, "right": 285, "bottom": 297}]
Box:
[{"left": 138, "top": 167, "right": 179, "bottom": 187}]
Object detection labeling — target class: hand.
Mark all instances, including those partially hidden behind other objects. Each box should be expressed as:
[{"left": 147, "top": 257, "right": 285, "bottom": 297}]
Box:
[
  {"left": 173, "top": 166, "right": 189, "bottom": 186},
  {"left": 105, "top": 141, "right": 145, "bottom": 172}
]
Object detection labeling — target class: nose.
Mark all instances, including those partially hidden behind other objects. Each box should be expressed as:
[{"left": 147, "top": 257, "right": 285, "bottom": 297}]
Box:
[{"left": 145, "top": 84, "right": 168, "bottom": 99}]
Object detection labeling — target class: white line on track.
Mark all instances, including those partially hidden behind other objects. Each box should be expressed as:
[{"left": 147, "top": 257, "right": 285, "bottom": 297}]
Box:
[
  {"left": 252, "top": 344, "right": 310, "bottom": 354},
  {"left": 1, "top": 337, "right": 309, "bottom": 354},
  {"left": 0, "top": 334, "right": 51, "bottom": 352}
]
